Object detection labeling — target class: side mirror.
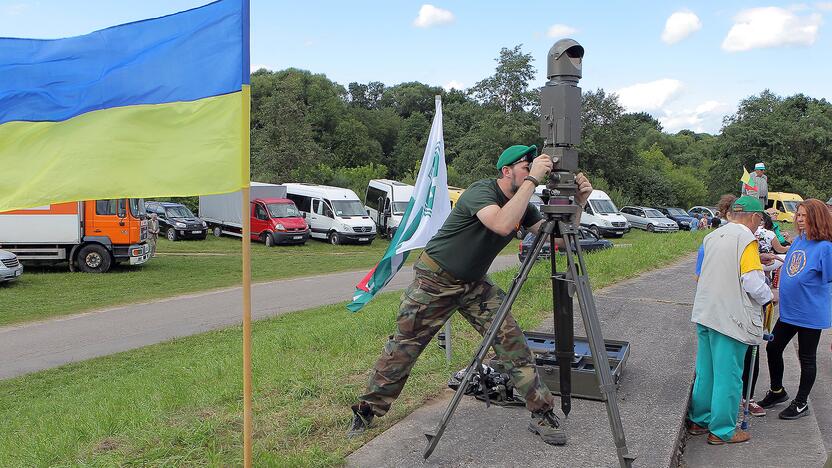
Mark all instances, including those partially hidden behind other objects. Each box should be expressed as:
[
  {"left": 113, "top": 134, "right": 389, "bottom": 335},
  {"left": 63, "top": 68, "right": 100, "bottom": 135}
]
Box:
[
  {"left": 302, "top": 212, "right": 307, "bottom": 219},
  {"left": 117, "top": 201, "right": 127, "bottom": 218}
]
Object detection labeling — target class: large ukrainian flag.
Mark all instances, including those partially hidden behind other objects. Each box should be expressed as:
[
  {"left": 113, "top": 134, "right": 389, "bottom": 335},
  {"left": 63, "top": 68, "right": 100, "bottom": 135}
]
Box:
[{"left": 0, "top": 0, "right": 250, "bottom": 212}]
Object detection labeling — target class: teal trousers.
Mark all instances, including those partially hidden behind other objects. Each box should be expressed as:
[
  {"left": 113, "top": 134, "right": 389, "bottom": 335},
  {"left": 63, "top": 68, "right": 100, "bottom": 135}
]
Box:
[{"left": 688, "top": 324, "right": 749, "bottom": 441}]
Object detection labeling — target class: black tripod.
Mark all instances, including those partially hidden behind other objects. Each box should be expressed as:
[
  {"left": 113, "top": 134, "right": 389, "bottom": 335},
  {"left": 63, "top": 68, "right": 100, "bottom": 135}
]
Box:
[{"left": 423, "top": 201, "right": 635, "bottom": 467}]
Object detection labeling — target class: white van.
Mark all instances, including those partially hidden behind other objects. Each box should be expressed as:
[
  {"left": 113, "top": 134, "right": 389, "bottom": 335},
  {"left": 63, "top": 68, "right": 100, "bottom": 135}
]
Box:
[
  {"left": 284, "top": 183, "right": 376, "bottom": 245},
  {"left": 580, "top": 190, "right": 630, "bottom": 237},
  {"left": 365, "top": 179, "right": 415, "bottom": 239}
]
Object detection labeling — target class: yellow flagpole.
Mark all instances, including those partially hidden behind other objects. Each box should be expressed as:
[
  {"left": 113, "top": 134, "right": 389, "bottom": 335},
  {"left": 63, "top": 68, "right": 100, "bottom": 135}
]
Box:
[{"left": 241, "top": 83, "right": 253, "bottom": 468}]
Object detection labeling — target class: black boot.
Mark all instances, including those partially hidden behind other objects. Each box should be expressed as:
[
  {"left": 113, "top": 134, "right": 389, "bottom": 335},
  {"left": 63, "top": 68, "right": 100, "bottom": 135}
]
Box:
[{"left": 348, "top": 402, "right": 375, "bottom": 437}]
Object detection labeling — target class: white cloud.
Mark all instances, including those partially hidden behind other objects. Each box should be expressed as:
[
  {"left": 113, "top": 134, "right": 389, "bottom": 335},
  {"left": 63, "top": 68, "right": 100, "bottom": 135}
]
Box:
[
  {"left": 443, "top": 80, "right": 465, "bottom": 91},
  {"left": 1, "top": 3, "right": 30, "bottom": 16},
  {"left": 661, "top": 10, "right": 702, "bottom": 44},
  {"left": 815, "top": 2, "right": 832, "bottom": 10},
  {"left": 722, "top": 7, "right": 822, "bottom": 52},
  {"left": 615, "top": 79, "right": 684, "bottom": 112},
  {"left": 413, "top": 4, "right": 455, "bottom": 28},
  {"left": 659, "top": 100, "right": 730, "bottom": 133},
  {"left": 546, "top": 24, "right": 578, "bottom": 38}
]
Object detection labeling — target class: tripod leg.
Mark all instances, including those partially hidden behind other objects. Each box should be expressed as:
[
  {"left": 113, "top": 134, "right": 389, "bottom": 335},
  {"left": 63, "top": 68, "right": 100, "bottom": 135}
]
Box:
[
  {"left": 561, "top": 225, "right": 635, "bottom": 468},
  {"left": 423, "top": 221, "right": 554, "bottom": 459},
  {"left": 550, "top": 230, "right": 573, "bottom": 418}
]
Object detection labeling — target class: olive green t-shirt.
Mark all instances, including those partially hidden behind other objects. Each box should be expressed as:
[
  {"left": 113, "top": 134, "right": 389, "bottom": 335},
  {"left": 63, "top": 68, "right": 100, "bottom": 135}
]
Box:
[{"left": 424, "top": 179, "right": 542, "bottom": 281}]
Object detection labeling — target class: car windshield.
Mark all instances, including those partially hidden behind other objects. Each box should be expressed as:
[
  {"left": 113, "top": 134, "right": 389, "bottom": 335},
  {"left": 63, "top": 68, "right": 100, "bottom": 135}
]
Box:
[
  {"left": 392, "top": 201, "right": 410, "bottom": 215},
  {"left": 331, "top": 200, "right": 366, "bottom": 217},
  {"left": 666, "top": 208, "right": 687, "bottom": 216},
  {"left": 590, "top": 199, "right": 618, "bottom": 214},
  {"left": 166, "top": 206, "right": 194, "bottom": 218},
  {"left": 267, "top": 203, "right": 300, "bottom": 218},
  {"left": 129, "top": 198, "right": 145, "bottom": 219},
  {"left": 783, "top": 201, "right": 799, "bottom": 213},
  {"left": 645, "top": 209, "right": 665, "bottom": 218}
]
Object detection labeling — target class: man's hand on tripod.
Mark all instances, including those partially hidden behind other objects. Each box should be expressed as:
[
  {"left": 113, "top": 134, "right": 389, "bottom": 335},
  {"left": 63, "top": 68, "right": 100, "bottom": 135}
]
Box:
[
  {"left": 575, "top": 173, "right": 593, "bottom": 207},
  {"left": 529, "top": 154, "right": 554, "bottom": 182}
]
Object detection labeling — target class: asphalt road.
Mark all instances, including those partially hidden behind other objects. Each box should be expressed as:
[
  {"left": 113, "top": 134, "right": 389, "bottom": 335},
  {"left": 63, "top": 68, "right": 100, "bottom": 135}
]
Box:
[{"left": 0, "top": 255, "right": 520, "bottom": 380}]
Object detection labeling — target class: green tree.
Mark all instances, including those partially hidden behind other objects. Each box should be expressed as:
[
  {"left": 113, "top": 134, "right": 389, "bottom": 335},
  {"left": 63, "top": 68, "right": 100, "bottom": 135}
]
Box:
[
  {"left": 711, "top": 90, "right": 832, "bottom": 199},
  {"left": 389, "top": 112, "right": 430, "bottom": 178},
  {"left": 470, "top": 45, "right": 537, "bottom": 112},
  {"left": 250, "top": 70, "right": 324, "bottom": 182},
  {"left": 379, "top": 82, "right": 443, "bottom": 118}
]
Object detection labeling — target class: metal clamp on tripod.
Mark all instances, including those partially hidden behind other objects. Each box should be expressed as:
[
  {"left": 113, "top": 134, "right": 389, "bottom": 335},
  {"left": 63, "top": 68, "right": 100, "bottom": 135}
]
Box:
[{"left": 423, "top": 39, "right": 635, "bottom": 467}]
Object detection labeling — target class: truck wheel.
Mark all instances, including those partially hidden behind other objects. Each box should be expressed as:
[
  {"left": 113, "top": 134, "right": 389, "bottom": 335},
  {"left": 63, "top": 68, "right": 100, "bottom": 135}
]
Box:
[
  {"left": 589, "top": 225, "right": 600, "bottom": 238},
  {"left": 213, "top": 226, "right": 222, "bottom": 237},
  {"left": 264, "top": 232, "right": 275, "bottom": 247},
  {"left": 167, "top": 228, "right": 178, "bottom": 241},
  {"left": 76, "top": 244, "right": 112, "bottom": 273},
  {"left": 329, "top": 232, "right": 340, "bottom": 245}
]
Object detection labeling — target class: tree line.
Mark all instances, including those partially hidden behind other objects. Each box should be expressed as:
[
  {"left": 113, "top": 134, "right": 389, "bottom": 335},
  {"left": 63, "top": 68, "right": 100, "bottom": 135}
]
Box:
[{"left": 248, "top": 45, "right": 832, "bottom": 209}]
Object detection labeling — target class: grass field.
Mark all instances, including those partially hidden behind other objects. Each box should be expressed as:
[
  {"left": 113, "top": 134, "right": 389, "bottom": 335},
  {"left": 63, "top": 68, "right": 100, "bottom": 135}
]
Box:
[
  {"left": 0, "top": 229, "right": 706, "bottom": 467},
  {"left": 0, "top": 235, "right": 520, "bottom": 327}
]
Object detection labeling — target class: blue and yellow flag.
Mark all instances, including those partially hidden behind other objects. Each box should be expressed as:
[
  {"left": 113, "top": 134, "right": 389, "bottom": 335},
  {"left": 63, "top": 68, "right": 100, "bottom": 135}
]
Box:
[{"left": 0, "top": 0, "right": 250, "bottom": 212}]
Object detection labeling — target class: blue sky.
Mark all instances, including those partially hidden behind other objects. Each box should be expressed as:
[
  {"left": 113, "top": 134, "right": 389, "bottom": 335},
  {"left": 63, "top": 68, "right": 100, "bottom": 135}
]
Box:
[{"left": 2, "top": 1, "right": 830, "bottom": 134}]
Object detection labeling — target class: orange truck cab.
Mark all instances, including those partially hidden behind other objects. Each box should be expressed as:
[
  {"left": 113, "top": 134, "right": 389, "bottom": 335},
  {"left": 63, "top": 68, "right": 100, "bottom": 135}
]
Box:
[
  {"left": 250, "top": 198, "right": 310, "bottom": 246},
  {"left": 0, "top": 199, "right": 150, "bottom": 273}
]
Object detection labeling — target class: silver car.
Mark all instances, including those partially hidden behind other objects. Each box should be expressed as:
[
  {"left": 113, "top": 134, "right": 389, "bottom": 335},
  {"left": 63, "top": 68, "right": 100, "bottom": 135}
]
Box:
[
  {"left": 619, "top": 206, "right": 679, "bottom": 232},
  {"left": 0, "top": 249, "right": 23, "bottom": 283}
]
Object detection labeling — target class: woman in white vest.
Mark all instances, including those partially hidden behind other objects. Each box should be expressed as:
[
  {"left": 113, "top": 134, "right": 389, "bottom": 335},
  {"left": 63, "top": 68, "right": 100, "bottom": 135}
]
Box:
[{"left": 687, "top": 196, "right": 774, "bottom": 445}]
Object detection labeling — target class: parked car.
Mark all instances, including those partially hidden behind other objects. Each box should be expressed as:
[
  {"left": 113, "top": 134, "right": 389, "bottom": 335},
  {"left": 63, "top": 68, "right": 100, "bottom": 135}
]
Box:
[
  {"left": 518, "top": 227, "right": 613, "bottom": 262},
  {"left": 620, "top": 206, "right": 679, "bottom": 232},
  {"left": 581, "top": 190, "right": 630, "bottom": 238},
  {"left": 688, "top": 206, "right": 719, "bottom": 219},
  {"left": 0, "top": 249, "right": 23, "bottom": 283},
  {"left": 655, "top": 207, "right": 696, "bottom": 231},
  {"left": 145, "top": 201, "right": 208, "bottom": 241},
  {"left": 766, "top": 192, "right": 803, "bottom": 223}
]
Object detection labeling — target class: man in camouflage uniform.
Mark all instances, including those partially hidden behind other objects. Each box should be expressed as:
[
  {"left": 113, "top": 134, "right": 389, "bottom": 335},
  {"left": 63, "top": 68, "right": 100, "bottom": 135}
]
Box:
[{"left": 349, "top": 144, "right": 593, "bottom": 446}]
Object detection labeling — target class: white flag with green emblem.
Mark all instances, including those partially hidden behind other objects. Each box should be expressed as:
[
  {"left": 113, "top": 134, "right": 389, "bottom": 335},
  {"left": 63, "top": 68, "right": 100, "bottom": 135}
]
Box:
[{"left": 347, "top": 96, "right": 450, "bottom": 312}]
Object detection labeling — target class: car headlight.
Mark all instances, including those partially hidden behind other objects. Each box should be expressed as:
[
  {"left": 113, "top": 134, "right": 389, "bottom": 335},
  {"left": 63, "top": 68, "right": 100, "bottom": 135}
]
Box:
[
  {"left": 276, "top": 223, "right": 285, "bottom": 231},
  {"left": 175, "top": 222, "right": 186, "bottom": 228},
  {"left": 344, "top": 225, "right": 353, "bottom": 232},
  {"left": 201, "top": 221, "right": 207, "bottom": 228}
]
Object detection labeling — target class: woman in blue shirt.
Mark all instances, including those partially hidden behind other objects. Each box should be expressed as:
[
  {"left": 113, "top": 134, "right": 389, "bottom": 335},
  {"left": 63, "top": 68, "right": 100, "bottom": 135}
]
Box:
[{"left": 757, "top": 199, "right": 832, "bottom": 419}]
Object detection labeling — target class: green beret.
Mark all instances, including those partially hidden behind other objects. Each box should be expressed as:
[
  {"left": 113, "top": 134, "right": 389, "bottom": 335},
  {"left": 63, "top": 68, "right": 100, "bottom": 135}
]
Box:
[
  {"left": 732, "top": 195, "right": 764, "bottom": 213},
  {"left": 496, "top": 144, "right": 537, "bottom": 170}
]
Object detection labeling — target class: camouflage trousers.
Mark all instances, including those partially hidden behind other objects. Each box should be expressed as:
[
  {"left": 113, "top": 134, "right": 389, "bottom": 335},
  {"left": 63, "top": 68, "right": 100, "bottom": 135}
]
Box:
[{"left": 359, "top": 254, "right": 555, "bottom": 416}]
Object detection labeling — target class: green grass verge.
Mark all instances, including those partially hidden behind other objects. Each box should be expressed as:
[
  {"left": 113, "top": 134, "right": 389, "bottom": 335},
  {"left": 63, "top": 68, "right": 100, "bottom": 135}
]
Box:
[
  {"left": 0, "top": 236, "right": 518, "bottom": 327},
  {"left": 0, "top": 230, "right": 705, "bottom": 467}
]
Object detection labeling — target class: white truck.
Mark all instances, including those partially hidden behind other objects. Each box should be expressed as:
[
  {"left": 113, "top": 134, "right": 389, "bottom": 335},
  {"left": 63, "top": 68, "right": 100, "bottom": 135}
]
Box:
[
  {"left": 364, "top": 179, "right": 415, "bottom": 239},
  {"left": 284, "top": 183, "right": 376, "bottom": 245}
]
